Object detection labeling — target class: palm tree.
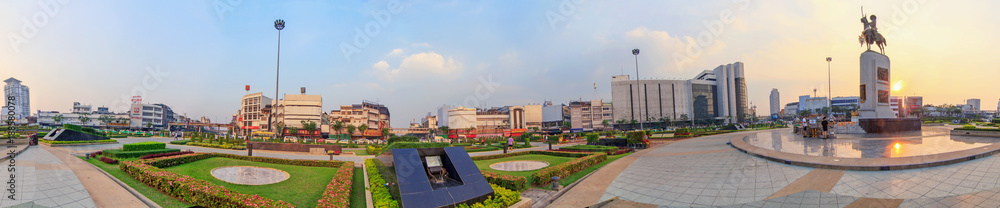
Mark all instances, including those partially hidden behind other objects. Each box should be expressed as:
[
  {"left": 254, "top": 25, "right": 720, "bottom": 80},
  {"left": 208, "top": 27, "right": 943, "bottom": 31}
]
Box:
[
  {"left": 332, "top": 120, "right": 344, "bottom": 141},
  {"left": 345, "top": 124, "right": 356, "bottom": 143},
  {"left": 275, "top": 122, "right": 285, "bottom": 138},
  {"left": 53, "top": 114, "right": 64, "bottom": 125},
  {"left": 438, "top": 126, "right": 450, "bottom": 142}
]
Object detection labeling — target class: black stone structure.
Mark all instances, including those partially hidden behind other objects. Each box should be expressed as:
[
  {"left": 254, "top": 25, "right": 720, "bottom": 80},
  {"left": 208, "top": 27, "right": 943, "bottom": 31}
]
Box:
[
  {"left": 385, "top": 147, "right": 494, "bottom": 208},
  {"left": 596, "top": 138, "right": 628, "bottom": 148},
  {"left": 858, "top": 118, "right": 921, "bottom": 133},
  {"left": 42, "top": 128, "right": 109, "bottom": 141}
]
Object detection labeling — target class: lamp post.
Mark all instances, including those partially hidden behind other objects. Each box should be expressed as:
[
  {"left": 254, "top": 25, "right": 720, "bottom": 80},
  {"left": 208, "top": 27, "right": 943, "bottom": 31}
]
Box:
[
  {"left": 826, "top": 57, "right": 832, "bottom": 119},
  {"left": 632, "top": 48, "right": 643, "bottom": 130},
  {"left": 272, "top": 19, "right": 285, "bottom": 142}
]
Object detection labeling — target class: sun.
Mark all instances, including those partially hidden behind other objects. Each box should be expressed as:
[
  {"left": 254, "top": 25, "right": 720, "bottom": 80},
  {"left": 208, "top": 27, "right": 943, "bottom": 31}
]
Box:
[{"left": 892, "top": 80, "right": 903, "bottom": 92}]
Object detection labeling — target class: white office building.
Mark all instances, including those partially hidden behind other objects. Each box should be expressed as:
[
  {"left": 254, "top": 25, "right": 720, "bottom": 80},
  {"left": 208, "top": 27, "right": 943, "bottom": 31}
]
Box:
[
  {"left": 2, "top": 78, "right": 30, "bottom": 124},
  {"left": 769, "top": 89, "right": 780, "bottom": 116},
  {"left": 611, "top": 62, "right": 748, "bottom": 125}
]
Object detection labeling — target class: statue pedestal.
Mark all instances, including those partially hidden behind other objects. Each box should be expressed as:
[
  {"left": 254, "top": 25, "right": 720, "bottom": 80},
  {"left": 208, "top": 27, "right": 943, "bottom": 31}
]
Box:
[{"left": 858, "top": 51, "right": 894, "bottom": 119}]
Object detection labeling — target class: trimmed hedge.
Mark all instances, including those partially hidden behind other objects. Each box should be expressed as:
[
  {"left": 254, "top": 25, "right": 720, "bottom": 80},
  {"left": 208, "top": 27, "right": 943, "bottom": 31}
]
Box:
[
  {"left": 366, "top": 159, "right": 400, "bottom": 208},
  {"left": 40, "top": 139, "right": 117, "bottom": 144},
  {"left": 120, "top": 154, "right": 295, "bottom": 208},
  {"left": 169, "top": 140, "right": 191, "bottom": 145},
  {"left": 316, "top": 162, "right": 355, "bottom": 208},
  {"left": 187, "top": 142, "right": 246, "bottom": 150},
  {"left": 560, "top": 145, "right": 618, "bottom": 152},
  {"left": 99, "top": 156, "right": 118, "bottom": 164},
  {"left": 470, "top": 151, "right": 530, "bottom": 161},
  {"left": 378, "top": 142, "right": 451, "bottom": 155},
  {"left": 366, "top": 145, "right": 383, "bottom": 155},
  {"left": 104, "top": 148, "right": 180, "bottom": 159},
  {"left": 464, "top": 146, "right": 501, "bottom": 153},
  {"left": 482, "top": 171, "right": 526, "bottom": 191},
  {"left": 139, "top": 151, "right": 194, "bottom": 160},
  {"left": 36, "top": 132, "right": 47, "bottom": 137},
  {"left": 585, "top": 133, "right": 600, "bottom": 144},
  {"left": 456, "top": 184, "right": 520, "bottom": 208},
  {"left": 531, "top": 153, "right": 607, "bottom": 185},
  {"left": 123, "top": 142, "right": 166, "bottom": 151}
]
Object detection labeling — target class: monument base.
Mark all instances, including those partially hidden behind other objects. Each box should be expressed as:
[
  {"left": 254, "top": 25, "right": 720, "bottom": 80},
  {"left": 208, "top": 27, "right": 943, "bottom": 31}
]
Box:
[{"left": 858, "top": 118, "right": 922, "bottom": 133}]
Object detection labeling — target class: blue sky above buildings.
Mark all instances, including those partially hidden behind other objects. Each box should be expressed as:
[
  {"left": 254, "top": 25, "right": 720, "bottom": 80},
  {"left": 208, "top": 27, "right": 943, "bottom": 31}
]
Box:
[{"left": 2, "top": 0, "right": 999, "bottom": 127}]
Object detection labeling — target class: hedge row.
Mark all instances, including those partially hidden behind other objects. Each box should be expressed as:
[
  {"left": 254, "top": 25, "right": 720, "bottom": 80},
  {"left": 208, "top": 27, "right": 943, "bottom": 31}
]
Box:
[
  {"left": 120, "top": 154, "right": 295, "bottom": 207},
  {"left": 470, "top": 151, "right": 530, "bottom": 161},
  {"left": 482, "top": 171, "right": 526, "bottom": 191},
  {"left": 377, "top": 142, "right": 451, "bottom": 155},
  {"left": 169, "top": 140, "right": 191, "bottom": 145},
  {"left": 456, "top": 184, "right": 521, "bottom": 208},
  {"left": 366, "top": 145, "right": 383, "bottom": 155},
  {"left": 139, "top": 151, "right": 194, "bottom": 160},
  {"left": 315, "top": 162, "right": 355, "bottom": 208},
  {"left": 531, "top": 153, "right": 607, "bottom": 185},
  {"left": 123, "top": 142, "right": 166, "bottom": 151},
  {"left": 560, "top": 145, "right": 618, "bottom": 152},
  {"left": 145, "top": 153, "right": 346, "bottom": 169},
  {"left": 187, "top": 142, "right": 246, "bottom": 150},
  {"left": 99, "top": 156, "right": 118, "bottom": 164},
  {"left": 105, "top": 148, "right": 180, "bottom": 158},
  {"left": 40, "top": 139, "right": 117, "bottom": 144},
  {"left": 366, "top": 159, "right": 400, "bottom": 208},
  {"left": 464, "top": 146, "right": 501, "bottom": 153}
]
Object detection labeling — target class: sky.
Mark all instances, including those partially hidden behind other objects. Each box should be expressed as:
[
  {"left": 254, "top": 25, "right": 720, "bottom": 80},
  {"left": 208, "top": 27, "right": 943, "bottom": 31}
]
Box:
[{"left": 2, "top": 0, "right": 999, "bottom": 127}]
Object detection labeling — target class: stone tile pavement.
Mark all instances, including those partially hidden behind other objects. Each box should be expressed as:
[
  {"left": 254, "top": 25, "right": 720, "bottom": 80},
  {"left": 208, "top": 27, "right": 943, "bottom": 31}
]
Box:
[{"left": 0, "top": 146, "right": 96, "bottom": 208}]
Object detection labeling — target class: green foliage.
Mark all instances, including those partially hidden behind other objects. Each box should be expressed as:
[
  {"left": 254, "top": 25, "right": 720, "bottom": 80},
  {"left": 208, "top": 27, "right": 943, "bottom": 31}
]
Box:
[
  {"left": 62, "top": 124, "right": 82, "bottom": 131},
  {"left": 625, "top": 131, "right": 645, "bottom": 144},
  {"left": 463, "top": 146, "right": 501, "bottom": 152},
  {"left": 105, "top": 148, "right": 180, "bottom": 158},
  {"left": 315, "top": 162, "right": 356, "bottom": 208},
  {"left": 560, "top": 145, "right": 618, "bottom": 152},
  {"left": 523, "top": 137, "right": 530, "bottom": 146},
  {"left": 169, "top": 140, "right": 191, "bottom": 145},
  {"left": 584, "top": 133, "right": 600, "bottom": 144},
  {"left": 36, "top": 132, "right": 46, "bottom": 137},
  {"left": 531, "top": 153, "right": 607, "bottom": 185},
  {"left": 123, "top": 142, "right": 166, "bottom": 151},
  {"left": 377, "top": 142, "right": 451, "bottom": 155},
  {"left": 387, "top": 135, "right": 419, "bottom": 144},
  {"left": 962, "top": 125, "right": 976, "bottom": 129},
  {"left": 366, "top": 145, "right": 383, "bottom": 155},
  {"left": 456, "top": 184, "right": 521, "bottom": 208},
  {"left": 186, "top": 141, "right": 246, "bottom": 150},
  {"left": 40, "top": 139, "right": 117, "bottom": 144},
  {"left": 451, "top": 143, "right": 473, "bottom": 146},
  {"left": 366, "top": 159, "right": 400, "bottom": 208},
  {"left": 481, "top": 171, "right": 526, "bottom": 191}
]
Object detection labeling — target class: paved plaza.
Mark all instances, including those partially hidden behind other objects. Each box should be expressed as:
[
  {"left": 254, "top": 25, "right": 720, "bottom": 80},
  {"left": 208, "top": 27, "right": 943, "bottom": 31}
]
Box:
[{"left": 554, "top": 128, "right": 1000, "bottom": 207}]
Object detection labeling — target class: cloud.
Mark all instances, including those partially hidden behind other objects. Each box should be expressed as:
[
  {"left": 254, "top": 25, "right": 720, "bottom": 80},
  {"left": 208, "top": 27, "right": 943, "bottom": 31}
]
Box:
[
  {"left": 373, "top": 52, "right": 463, "bottom": 81},
  {"left": 387, "top": 49, "right": 405, "bottom": 56},
  {"left": 411, "top": 42, "right": 432, "bottom": 48}
]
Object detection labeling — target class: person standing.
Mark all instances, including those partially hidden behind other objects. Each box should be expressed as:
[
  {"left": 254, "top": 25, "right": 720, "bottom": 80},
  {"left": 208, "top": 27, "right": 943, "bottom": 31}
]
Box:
[
  {"left": 507, "top": 136, "right": 514, "bottom": 152},
  {"left": 821, "top": 116, "right": 830, "bottom": 139}
]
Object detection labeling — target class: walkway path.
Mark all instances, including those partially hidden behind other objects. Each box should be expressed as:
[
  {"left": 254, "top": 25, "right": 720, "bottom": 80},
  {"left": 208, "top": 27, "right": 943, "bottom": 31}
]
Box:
[
  {"left": 0, "top": 145, "right": 145, "bottom": 208},
  {"left": 551, "top": 128, "right": 1000, "bottom": 207}
]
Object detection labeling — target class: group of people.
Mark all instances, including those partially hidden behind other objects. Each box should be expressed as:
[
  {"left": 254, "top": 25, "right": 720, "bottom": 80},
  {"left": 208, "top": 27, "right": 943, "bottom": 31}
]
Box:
[{"left": 795, "top": 116, "right": 834, "bottom": 139}]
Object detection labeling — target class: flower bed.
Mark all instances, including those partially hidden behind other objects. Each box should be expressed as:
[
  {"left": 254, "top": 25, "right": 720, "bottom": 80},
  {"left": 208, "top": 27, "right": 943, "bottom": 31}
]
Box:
[
  {"left": 456, "top": 184, "right": 521, "bottom": 208},
  {"left": 559, "top": 145, "right": 618, "bottom": 152},
  {"left": 104, "top": 148, "right": 180, "bottom": 158},
  {"left": 99, "top": 156, "right": 118, "bottom": 164},
  {"left": 315, "top": 162, "right": 355, "bottom": 208},
  {"left": 139, "top": 150, "right": 194, "bottom": 160},
  {"left": 531, "top": 153, "right": 607, "bottom": 185},
  {"left": 123, "top": 141, "right": 166, "bottom": 151},
  {"left": 482, "top": 171, "right": 526, "bottom": 191},
  {"left": 121, "top": 152, "right": 351, "bottom": 208},
  {"left": 366, "top": 159, "right": 400, "bottom": 208},
  {"left": 187, "top": 141, "right": 247, "bottom": 150},
  {"left": 464, "top": 146, "right": 502, "bottom": 153}
]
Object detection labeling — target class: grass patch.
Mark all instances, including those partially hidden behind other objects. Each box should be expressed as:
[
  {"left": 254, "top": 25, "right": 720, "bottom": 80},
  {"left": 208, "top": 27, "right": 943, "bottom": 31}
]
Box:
[
  {"left": 474, "top": 154, "right": 574, "bottom": 186},
  {"left": 559, "top": 152, "right": 632, "bottom": 187},
  {"left": 81, "top": 157, "right": 193, "bottom": 208},
  {"left": 345, "top": 149, "right": 369, "bottom": 156},
  {"left": 162, "top": 157, "right": 338, "bottom": 207},
  {"left": 351, "top": 167, "right": 366, "bottom": 208}
]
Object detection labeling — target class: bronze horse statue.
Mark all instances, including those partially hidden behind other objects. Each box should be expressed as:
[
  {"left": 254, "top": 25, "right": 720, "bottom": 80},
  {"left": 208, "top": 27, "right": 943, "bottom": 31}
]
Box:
[{"left": 859, "top": 14, "right": 886, "bottom": 54}]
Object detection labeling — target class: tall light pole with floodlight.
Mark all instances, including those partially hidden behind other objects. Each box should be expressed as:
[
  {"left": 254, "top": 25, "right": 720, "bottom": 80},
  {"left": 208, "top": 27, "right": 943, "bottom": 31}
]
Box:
[
  {"left": 632, "top": 48, "right": 643, "bottom": 130},
  {"left": 272, "top": 19, "right": 285, "bottom": 141},
  {"left": 827, "top": 57, "right": 832, "bottom": 119}
]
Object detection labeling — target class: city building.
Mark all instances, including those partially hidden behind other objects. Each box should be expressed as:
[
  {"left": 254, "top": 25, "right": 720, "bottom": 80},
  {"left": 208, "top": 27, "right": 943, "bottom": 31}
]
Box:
[
  {"left": 329, "top": 101, "right": 390, "bottom": 137},
  {"left": 904, "top": 96, "right": 923, "bottom": 117},
  {"left": 128, "top": 102, "right": 175, "bottom": 129},
  {"left": 769, "top": 89, "right": 779, "bottom": 117},
  {"left": 797, "top": 96, "right": 829, "bottom": 115},
  {"left": 275, "top": 92, "right": 324, "bottom": 130},
  {"left": 447, "top": 107, "right": 477, "bottom": 129},
  {"left": 2, "top": 78, "right": 30, "bottom": 124},
  {"left": 569, "top": 99, "right": 614, "bottom": 130},
  {"left": 436, "top": 104, "right": 452, "bottom": 128},
  {"left": 889, "top": 96, "right": 902, "bottom": 118},
  {"left": 420, "top": 113, "right": 437, "bottom": 128},
  {"left": 611, "top": 62, "right": 748, "bottom": 125},
  {"left": 783, "top": 102, "right": 798, "bottom": 117},
  {"left": 235, "top": 92, "right": 272, "bottom": 137},
  {"left": 967, "top": 99, "right": 982, "bottom": 113},
  {"left": 831, "top": 97, "right": 860, "bottom": 109},
  {"left": 72, "top": 102, "right": 91, "bottom": 113},
  {"left": 522, "top": 104, "right": 543, "bottom": 130},
  {"left": 798, "top": 95, "right": 811, "bottom": 111},
  {"left": 476, "top": 107, "right": 511, "bottom": 130},
  {"left": 37, "top": 111, "right": 129, "bottom": 127},
  {"left": 541, "top": 101, "right": 568, "bottom": 129}
]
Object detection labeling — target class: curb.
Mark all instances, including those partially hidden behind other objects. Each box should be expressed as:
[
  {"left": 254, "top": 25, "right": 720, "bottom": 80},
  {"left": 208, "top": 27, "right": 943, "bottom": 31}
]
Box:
[
  {"left": 82, "top": 158, "right": 161, "bottom": 208},
  {"left": 362, "top": 161, "right": 373, "bottom": 208},
  {"left": 1, "top": 145, "right": 31, "bottom": 161}
]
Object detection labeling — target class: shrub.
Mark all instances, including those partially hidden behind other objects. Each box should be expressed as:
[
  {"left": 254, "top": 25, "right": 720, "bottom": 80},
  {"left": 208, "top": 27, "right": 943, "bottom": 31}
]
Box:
[
  {"left": 452, "top": 143, "right": 474, "bottom": 147},
  {"left": 316, "top": 162, "right": 355, "bottom": 208},
  {"left": 387, "top": 135, "right": 419, "bottom": 144},
  {"left": 457, "top": 184, "right": 521, "bottom": 208},
  {"left": 585, "top": 133, "right": 600, "bottom": 144},
  {"left": 104, "top": 148, "right": 180, "bottom": 158},
  {"left": 36, "top": 132, "right": 47, "bottom": 137},
  {"left": 523, "top": 137, "right": 530, "bottom": 146},
  {"left": 482, "top": 171, "right": 526, "bottom": 191},
  {"left": 560, "top": 145, "right": 618, "bottom": 152},
  {"left": 169, "top": 140, "right": 191, "bottom": 145},
  {"left": 464, "top": 146, "right": 501, "bottom": 153},
  {"left": 366, "top": 159, "right": 400, "bottom": 208},
  {"left": 120, "top": 157, "right": 295, "bottom": 208},
  {"left": 378, "top": 142, "right": 450, "bottom": 155},
  {"left": 366, "top": 145, "right": 383, "bottom": 155},
  {"left": 531, "top": 153, "right": 607, "bottom": 185},
  {"left": 62, "top": 124, "right": 82, "bottom": 131},
  {"left": 961, "top": 125, "right": 976, "bottom": 129},
  {"left": 123, "top": 142, "right": 166, "bottom": 151},
  {"left": 139, "top": 150, "right": 194, "bottom": 160},
  {"left": 187, "top": 142, "right": 246, "bottom": 150},
  {"left": 99, "top": 156, "right": 118, "bottom": 164}
]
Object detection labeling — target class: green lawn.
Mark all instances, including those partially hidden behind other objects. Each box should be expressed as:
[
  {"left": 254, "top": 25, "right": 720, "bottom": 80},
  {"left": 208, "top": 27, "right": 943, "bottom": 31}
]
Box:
[
  {"left": 81, "top": 157, "right": 193, "bottom": 208},
  {"left": 345, "top": 149, "right": 369, "bottom": 156},
  {"left": 474, "top": 154, "right": 575, "bottom": 186},
  {"left": 162, "top": 157, "right": 339, "bottom": 208},
  {"left": 351, "top": 167, "right": 366, "bottom": 208}
]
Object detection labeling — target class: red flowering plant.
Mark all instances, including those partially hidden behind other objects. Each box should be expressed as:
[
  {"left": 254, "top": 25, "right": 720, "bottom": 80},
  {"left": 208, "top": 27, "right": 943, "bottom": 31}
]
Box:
[{"left": 315, "top": 162, "right": 354, "bottom": 208}]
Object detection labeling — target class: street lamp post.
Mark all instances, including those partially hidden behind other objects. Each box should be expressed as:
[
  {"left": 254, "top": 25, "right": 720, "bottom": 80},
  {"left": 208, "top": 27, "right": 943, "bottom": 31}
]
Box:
[
  {"left": 272, "top": 19, "right": 285, "bottom": 142},
  {"left": 826, "top": 57, "right": 832, "bottom": 119},
  {"left": 632, "top": 48, "right": 643, "bottom": 130}
]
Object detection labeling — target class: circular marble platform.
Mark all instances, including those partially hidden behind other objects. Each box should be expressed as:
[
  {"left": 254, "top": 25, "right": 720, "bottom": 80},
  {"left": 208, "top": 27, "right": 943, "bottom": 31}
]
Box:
[
  {"left": 211, "top": 166, "right": 290, "bottom": 185},
  {"left": 490, "top": 160, "right": 550, "bottom": 171},
  {"left": 731, "top": 126, "right": 1000, "bottom": 170}
]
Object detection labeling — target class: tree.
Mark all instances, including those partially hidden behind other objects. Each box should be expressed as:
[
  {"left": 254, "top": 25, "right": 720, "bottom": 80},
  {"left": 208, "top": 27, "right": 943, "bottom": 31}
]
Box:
[
  {"left": 438, "top": 126, "right": 450, "bottom": 142},
  {"left": 275, "top": 122, "right": 285, "bottom": 138},
  {"left": 678, "top": 114, "right": 689, "bottom": 122},
  {"left": 346, "top": 125, "right": 356, "bottom": 143},
  {"left": 53, "top": 114, "right": 64, "bottom": 124},
  {"left": 98, "top": 115, "right": 115, "bottom": 125},
  {"left": 78, "top": 113, "right": 91, "bottom": 125},
  {"left": 145, "top": 122, "right": 153, "bottom": 129},
  {"left": 331, "top": 120, "right": 344, "bottom": 140},
  {"left": 465, "top": 127, "right": 476, "bottom": 143},
  {"left": 602, "top": 120, "right": 611, "bottom": 129},
  {"left": 358, "top": 124, "right": 369, "bottom": 142},
  {"left": 301, "top": 120, "right": 318, "bottom": 141},
  {"left": 381, "top": 128, "right": 390, "bottom": 143}
]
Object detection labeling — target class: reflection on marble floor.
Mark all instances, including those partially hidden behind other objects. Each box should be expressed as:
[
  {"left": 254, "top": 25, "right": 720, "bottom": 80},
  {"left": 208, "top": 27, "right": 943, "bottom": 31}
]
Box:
[{"left": 743, "top": 128, "right": 1000, "bottom": 158}]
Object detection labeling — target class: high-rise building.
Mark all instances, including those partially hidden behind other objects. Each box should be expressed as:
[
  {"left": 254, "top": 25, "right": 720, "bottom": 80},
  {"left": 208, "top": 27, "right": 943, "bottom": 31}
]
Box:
[
  {"left": 967, "top": 99, "right": 981, "bottom": 113},
  {"left": 236, "top": 92, "right": 272, "bottom": 137},
  {"left": 3, "top": 78, "right": 30, "bottom": 124},
  {"left": 611, "top": 62, "right": 748, "bottom": 125},
  {"left": 905, "top": 96, "right": 923, "bottom": 117},
  {"left": 436, "top": 104, "right": 452, "bottom": 128},
  {"left": 275, "top": 93, "right": 324, "bottom": 130},
  {"left": 769, "top": 89, "right": 780, "bottom": 116}
]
